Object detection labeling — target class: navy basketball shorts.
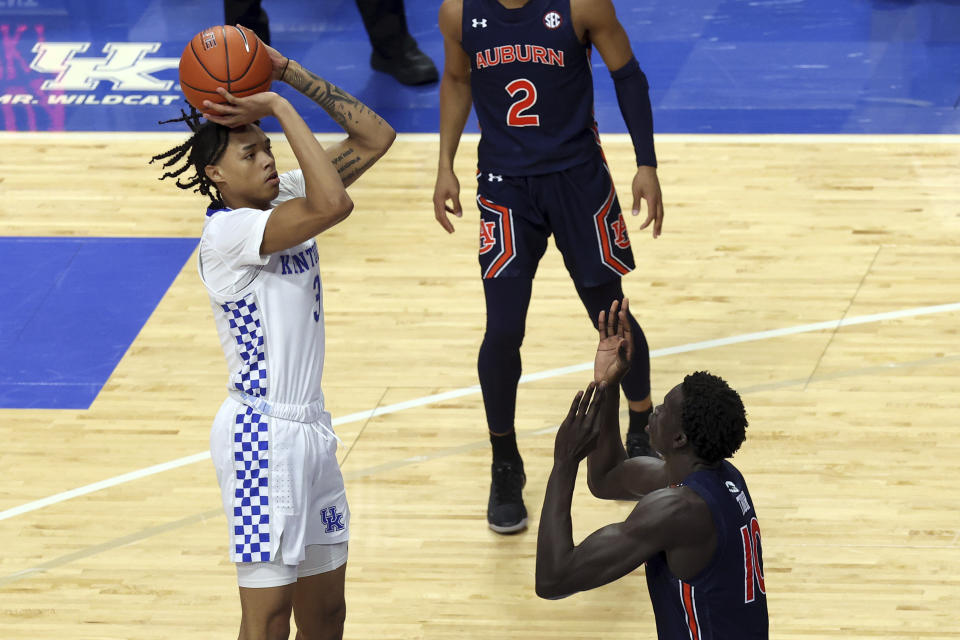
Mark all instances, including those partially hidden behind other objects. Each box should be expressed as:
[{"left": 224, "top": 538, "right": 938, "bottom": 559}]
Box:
[{"left": 475, "top": 156, "right": 635, "bottom": 287}]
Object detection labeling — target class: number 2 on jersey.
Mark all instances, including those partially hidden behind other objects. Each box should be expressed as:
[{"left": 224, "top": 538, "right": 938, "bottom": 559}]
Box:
[{"left": 506, "top": 78, "right": 540, "bottom": 127}]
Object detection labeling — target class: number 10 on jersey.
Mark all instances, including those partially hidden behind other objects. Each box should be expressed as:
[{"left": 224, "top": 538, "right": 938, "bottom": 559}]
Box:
[
  {"left": 741, "top": 517, "right": 766, "bottom": 603},
  {"left": 506, "top": 78, "right": 540, "bottom": 127}
]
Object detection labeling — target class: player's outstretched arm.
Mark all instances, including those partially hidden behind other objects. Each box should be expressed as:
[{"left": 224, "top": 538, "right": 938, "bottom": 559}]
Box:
[
  {"left": 587, "top": 299, "right": 669, "bottom": 499},
  {"left": 574, "top": 0, "right": 664, "bottom": 238},
  {"left": 433, "top": 0, "right": 472, "bottom": 234},
  {"left": 203, "top": 89, "right": 354, "bottom": 253},
  {"left": 536, "top": 486, "right": 708, "bottom": 599},
  {"left": 586, "top": 299, "right": 633, "bottom": 497},
  {"left": 269, "top": 45, "right": 396, "bottom": 188},
  {"left": 537, "top": 388, "right": 708, "bottom": 598}
]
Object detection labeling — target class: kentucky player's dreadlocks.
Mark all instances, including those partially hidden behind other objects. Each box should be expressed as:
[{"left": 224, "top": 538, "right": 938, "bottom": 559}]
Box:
[{"left": 150, "top": 104, "right": 231, "bottom": 207}]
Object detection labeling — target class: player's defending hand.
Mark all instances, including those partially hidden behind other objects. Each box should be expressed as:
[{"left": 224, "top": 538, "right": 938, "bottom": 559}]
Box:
[
  {"left": 554, "top": 383, "right": 606, "bottom": 465},
  {"left": 594, "top": 298, "right": 633, "bottom": 386},
  {"left": 202, "top": 88, "right": 285, "bottom": 127},
  {"left": 632, "top": 166, "right": 665, "bottom": 239},
  {"left": 433, "top": 167, "right": 463, "bottom": 234}
]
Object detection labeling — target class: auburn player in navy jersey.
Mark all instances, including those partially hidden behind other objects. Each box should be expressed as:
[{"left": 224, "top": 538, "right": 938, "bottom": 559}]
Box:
[
  {"left": 433, "top": 0, "right": 665, "bottom": 534},
  {"left": 535, "top": 300, "right": 769, "bottom": 639}
]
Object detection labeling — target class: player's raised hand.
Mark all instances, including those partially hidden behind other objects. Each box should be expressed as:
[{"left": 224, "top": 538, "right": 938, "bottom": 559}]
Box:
[
  {"left": 554, "top": 383, "right": 606, "bottom": 465},
  {"left": 631, "top": 166, "right": 665, "bottom": 239},
  {"left": 262, "top": 42, "right": 290, "bottom": 83},
  {"left": 594, "top": 298, "right": 633, "bottom": 385},
  {"left": 433, "top": 167, "right": 463, "bottom": 234},
  {"left": 202, "top": 88, "right": 283, "bottom": 127}
]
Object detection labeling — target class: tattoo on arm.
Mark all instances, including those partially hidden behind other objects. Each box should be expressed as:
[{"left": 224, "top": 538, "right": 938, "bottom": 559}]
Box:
[
  {"left": 330, "top": 146, "right": 380, "bottom": 186},
  {"left": 285, "top": 61, "right": 384, "bottom": 130},
  {"left": 285, "top": 62, "right": 389, "bottom": 185},
  {"left": 340, "top": 156, "right": 378, "bottom": 185},
  {"left": 332, "top": 147, "right": 355, "bottom": 166}
]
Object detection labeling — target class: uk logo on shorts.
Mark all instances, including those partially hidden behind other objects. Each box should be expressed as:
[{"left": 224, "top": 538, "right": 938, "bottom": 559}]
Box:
[{"left": 321, "top": 506, "right": 345, "bottom": 533}]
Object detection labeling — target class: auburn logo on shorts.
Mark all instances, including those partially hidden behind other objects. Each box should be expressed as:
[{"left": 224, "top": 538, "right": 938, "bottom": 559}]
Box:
[
  {"left": 479, "top": 221, "right": 498, "bottom": 255},
  {"left": 477, "top": 196, "right": 516, "bottom": 278},
  {"left": 593, "top": 183, "right": 632, "bottom": 276},
  {"left": 611, "top": 216, "right": 631, "bottom": 249}
]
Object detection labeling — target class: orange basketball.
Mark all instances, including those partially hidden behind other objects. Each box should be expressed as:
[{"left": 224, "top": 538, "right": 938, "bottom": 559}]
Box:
[{"left": 179, "top": 25, "right": 272, "bottom": 111}]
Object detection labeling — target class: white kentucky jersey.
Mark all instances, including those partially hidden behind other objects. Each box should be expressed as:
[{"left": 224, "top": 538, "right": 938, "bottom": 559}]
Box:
[{"left": 198, "top": 170, "right": 327, "bottom": 419}]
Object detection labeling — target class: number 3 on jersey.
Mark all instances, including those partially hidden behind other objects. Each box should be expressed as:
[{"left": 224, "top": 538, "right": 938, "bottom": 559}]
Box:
[
  {"left": 312, "top": 275, "right": 321, "bottom": 323},
  {"left": 506, "top": 78, "right": 540, "bottom": 127}
]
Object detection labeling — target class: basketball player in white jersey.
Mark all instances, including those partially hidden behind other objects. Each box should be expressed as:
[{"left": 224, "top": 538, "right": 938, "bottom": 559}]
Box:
[{"left": 151, "top": 44, "right": 395, "bottom": 639}]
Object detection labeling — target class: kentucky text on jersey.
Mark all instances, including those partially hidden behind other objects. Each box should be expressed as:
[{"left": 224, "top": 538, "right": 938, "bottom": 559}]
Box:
[
  {"left": 279, "top": 243, "right": 320, "bottom": 275},
  {"left": 475, "top": 45, "right": 565, "bottom": 69}
]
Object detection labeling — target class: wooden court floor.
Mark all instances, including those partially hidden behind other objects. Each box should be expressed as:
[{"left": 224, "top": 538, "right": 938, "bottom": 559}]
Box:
[{"left": 1, "top": 133, "right": 959, "bottom": 639}]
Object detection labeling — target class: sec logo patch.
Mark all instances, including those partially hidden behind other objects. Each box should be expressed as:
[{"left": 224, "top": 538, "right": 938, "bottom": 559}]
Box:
[{"left": 544, "top": 10, "right": 562, "bottom": 30}]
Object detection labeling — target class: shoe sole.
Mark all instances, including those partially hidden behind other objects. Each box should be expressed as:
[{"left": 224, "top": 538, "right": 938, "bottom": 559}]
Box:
[
  {"left": 488, "top": 517, "right": 528, "bottom": 534},
  {"left": 369, "top": 58, "right": 438, "bottom": 85}
]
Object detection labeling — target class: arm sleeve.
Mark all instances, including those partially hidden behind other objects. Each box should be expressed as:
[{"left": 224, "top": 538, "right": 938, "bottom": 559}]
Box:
[
  {"left": 610, "top": 57, "right": 657, "bottom": 168},
  {"left": 204, "top": 208, "right": 273, "bottom": 270}
]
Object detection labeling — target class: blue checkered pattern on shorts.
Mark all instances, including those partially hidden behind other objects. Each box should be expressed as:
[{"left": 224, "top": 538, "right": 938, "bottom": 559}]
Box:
[
  {"left": 232, "top": 406, "right": 271, "bottom": 563},
  {"left": 221, "top": 296, "right": 268, "bottom": 398}
]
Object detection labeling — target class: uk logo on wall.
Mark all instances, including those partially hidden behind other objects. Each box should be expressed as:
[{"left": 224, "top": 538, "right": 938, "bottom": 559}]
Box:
[
  {"left": 0, "top": 0, "right": 194, "bottom": 132},
  {"left": 0, "top": 25, "right": 182, "bottom": 130},
  {"left": 30, "top": 42, "right": 178, "bottom": 94}
]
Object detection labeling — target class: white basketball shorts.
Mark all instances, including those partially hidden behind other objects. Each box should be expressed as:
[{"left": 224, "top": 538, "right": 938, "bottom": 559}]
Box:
[{"left": 210, "top": 397, "right": 350, "bottom": 570}]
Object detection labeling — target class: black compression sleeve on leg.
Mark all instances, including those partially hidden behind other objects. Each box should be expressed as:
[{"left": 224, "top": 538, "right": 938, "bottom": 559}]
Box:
[
  {"left": 628, "top": 407, "right": 652, "bottom": 435},
  {"left": 611, "top": 56, "right": 657, "bottom": 168},
  {"left": 490, "top": 430, "right": 521, "bottom": 464},
  {"left": 575, "top": 279, "right": 651, "bottom": 401},
  {"left": 478, "top": 278, "right": 534, "bottom": 438}
]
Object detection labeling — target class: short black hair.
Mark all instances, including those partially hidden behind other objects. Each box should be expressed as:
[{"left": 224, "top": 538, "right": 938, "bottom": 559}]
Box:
[
  {"left": 149, "top": 104, "right": 231, "bottom": 207},
  {"left": 680, "top": 371, "right": 747, "bottom": 463}
]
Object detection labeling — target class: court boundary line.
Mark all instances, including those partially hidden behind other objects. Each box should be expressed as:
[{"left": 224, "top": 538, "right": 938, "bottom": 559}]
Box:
[
  {"left": 1, "top": 132, "right": 959, "bottom": 144},
  {"left": 3, "top": 350, "right": 958, "bottom": 588},
  {"left": 1, "top": 300, "right": 958, "bottom": 523}
]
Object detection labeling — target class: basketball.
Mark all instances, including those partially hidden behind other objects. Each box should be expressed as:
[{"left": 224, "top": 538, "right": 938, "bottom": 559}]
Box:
[{"left": 179, "top": 25, "right": 273, "bottom": 111}]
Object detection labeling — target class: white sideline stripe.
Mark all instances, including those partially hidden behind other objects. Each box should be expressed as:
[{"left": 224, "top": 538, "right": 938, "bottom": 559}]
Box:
[
  {"left": 1, "top": 132, "right": 959, "bottom": 144},
  {"left": 1, "top": 300, "right": 957, "bottom": 523},
  {"left": 0, "top": 452, "right": 211, "bottom": 521}
]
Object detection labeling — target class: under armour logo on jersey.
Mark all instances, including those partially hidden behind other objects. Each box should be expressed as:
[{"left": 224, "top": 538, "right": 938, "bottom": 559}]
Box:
[
  {"left": 611, "top": 217, "right": 631, "bottom": 249},
  {"left": 479, "top": 221, "right": 497, "bottom": 255},
  {"left": 472, "top": 18, "right": 488, "bottom": 28},
  {"left": 543, "top": 11, "right": 563, "bottom": 30},
  {"left": 320, "top": 506, "right": 345, "bottom": 533},
  {"left": 488, "top": 173, "right": 502, "bottom": 182},
  {"left": 726, "top": 481, "right": 740, "bottom": 493}
]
